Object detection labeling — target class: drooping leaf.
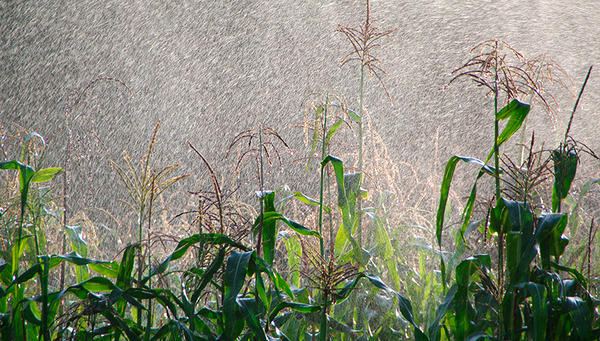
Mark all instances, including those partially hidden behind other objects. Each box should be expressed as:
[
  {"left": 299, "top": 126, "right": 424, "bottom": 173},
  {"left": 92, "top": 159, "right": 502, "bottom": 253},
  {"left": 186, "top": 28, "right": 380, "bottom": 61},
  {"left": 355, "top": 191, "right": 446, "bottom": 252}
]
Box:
[
  {"left": 428, "top": 285, "right": 457, "bottom": 341},
  {"left": 436, "top": 156, "right": 496, "bottom": 247},
  {"left": 515, "top": 282, "right": 547, "bottom": 341},
  {"left": 537, "top": 213, "right": 569, "bottom": 269},
  {"left": 272, "top": 267, "right": 294, "bottom": 299},
  {"left": 223, "top": 250, "right": 252, "bottom": 338},
  {"left": 89, "top": 261, "right": 120, "bottom": 278},
  {"left": 257, "top": 212, "right": 320, "bottom": 237},
  {"left": 261, "top": 191, "right": 278, "bottom": 266},
  {"left": 322, "top": 155, "right": 362, "bottom": 265},
  {"left": 116, "top": 244, "right": 138, "bottom": 290},
  {"left": 64, "top": 225, "right": 89, "bottom": 282},
  {"left": 549, "top": 261, "right": 588, "bottom": 289},
  {"left": 552, "top": 148, "right": 578, "bottom": 213},
  {"left": 143, "top": 233, "right": 248, "bottom": 286},
  {"left": 278, "top": 191, "right": 331, "bottom": 213},
  {"left": 347, "top": 109, "right": 360, "bottom": 123},
  {"left": 324, "top": 118, "right": 345, "bottom": 146},
  {"left": 486, "top": 99, "right": 530, "bottom": 162},
  {"left": 0, "top": 160, "right": 35, "bottom": 194},
  {"left": 282, "top": 232, "right": 302, "bottom": 287},
  {"left": 564, "top": 296, "right": 592, "bottom": 339},
  {"left": 436, "top": 156, "right": 497, "bottom": 287},
  {"left": 237, "top": 298, "right": 268, "bottom": 341},
  {"left": 191, "top": 247, "right": 226, "bottom": 304},
  {"left": 101, "top": 309, "right": 141, "bottom": 341}
]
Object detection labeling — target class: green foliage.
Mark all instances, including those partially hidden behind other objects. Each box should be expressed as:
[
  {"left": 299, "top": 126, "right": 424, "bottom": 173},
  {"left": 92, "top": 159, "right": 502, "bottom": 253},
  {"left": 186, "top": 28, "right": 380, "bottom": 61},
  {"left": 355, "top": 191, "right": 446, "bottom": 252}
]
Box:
[
  {"left": 432, "top": 41, "right": 599, "bottom": 341},
  {"left": 1, "top": 6, "right": 598, "bottom": 341}
]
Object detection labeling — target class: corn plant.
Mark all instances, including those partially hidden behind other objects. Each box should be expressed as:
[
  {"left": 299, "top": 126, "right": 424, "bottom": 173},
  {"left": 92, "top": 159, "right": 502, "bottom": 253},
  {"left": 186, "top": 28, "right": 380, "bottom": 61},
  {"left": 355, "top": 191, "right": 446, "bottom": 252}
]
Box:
[
  {"left": 427, "top": 42, "right": 599, "bottom": 341},
  {"left": 111, "top": 120, "right": 189, "bottom": 328},
  {"left": 337, "top": 0, "right": 396, "bottom": 252},
  {"left": 0, "top": 133, "right": 62, "bottom": 340}
]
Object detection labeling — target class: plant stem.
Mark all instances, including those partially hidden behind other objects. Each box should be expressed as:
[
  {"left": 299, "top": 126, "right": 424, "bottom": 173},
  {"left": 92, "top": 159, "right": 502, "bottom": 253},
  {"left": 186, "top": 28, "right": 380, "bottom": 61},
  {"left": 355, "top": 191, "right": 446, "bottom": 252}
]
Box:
[
  {"left": 493, "top": 45, "right": 505, "bottom": 338},
  {"left": 357, "top": 63, "right": 365, "bottom": 251},
  {"left": 320, "top": 293, "right": 329, "bottom": 341},
  {"left": 318, "top": 97, "right": 329, "bottom": 257},
  {"left": 257, "top": 125, "right": 265, "bottom": 257}
]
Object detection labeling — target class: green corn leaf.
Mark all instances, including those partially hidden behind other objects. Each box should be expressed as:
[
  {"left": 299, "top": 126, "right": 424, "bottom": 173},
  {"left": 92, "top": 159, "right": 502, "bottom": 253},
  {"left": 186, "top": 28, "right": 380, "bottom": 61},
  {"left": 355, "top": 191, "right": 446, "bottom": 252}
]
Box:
[
  {"left": 11, "top": 235, "right": 33, "bottom": 275},
  {"left": 237, "top": 298, "right": 268, "bottom": 341},
  {"left": 565, "top": 296, "right": 592, "bottom": 339},
  {"left": 486, "top": 99, "right": 530, "bottom": 163},
  {"left": 30, "top": 167, "right": 62, "bottom": 183},
  {"left": 170, "top": 319, "right": 195, "bottom": 341},
  {"left": 552, "top": 149, "right": 579, "bottom": 213},
  {"left": 278, "top": 191, "right": 331, "bottom": 213},
  {"left": 0, "top": 160, "right": 35, "bottom": 194},
  {"left": 101, "top": 310, "right": 141, "bottom": 341},
  {"left": 191, "top": 247, "right": 226, "bottom": 304},
  {"left": 89, "top": 261, "right": 120, "bottom": 278},
  {"left": 23, "top": 301, "right": 41, "bottom": 326},
  {"left": 436, "top": 156, "right": 495, "bottom": 247},
  {"left": 324, "top": 118, "right": 345, "bottom": 145},
  {"left": 537, "top": 213, "right": 569, "bottom": 269},
  {"left": 76, "top": 276, "right": 120, "bottom": 292},
  {"left": 262, "top": 191, "right": 277, "bottom": 266},
  {"left": 321, "top": 155, "right": 344, "bottom": 186},
  {"left": 550, "top": 261, "right": 588, "bottom": 288},
  {"left": 255, "top": 270, "right": 268, "bottom": 311},
  {"left": 454, "top": 258, "right": 483, "bottom": 341},
  {"left": 428, "top": 285, "right": 457, "bottom": 341},
  {"left": 223, "top": 250, "right": 252, "bottom": 338},
  {"left": 347, "top": 109, "right": 360, "bottom": 123},
  {"left": 144, "top": 233, "right": 247, "bottom": 286},
  {"left": 436, "top": 156, "right": 496, "bottom": 286},
  {"left": 272, "top": 268, "right": 294, "bottom": 299},
  {"left": 322, "top": 155, "right": 363, "bottom": 265},
  {"left": 64, "top": 225, "right": 89, "bottom": 282},
  {"left": 13, "top": 263, "right": 40, "bottom": 287},
  {"left": 282, "top": 232, "right": 302, "bottom": 287},
  {"left": 116, "top": 244, "right": 138, "bottom": 290},
  {"left": 516, "top": 282, "right": 547, "bottom": 341},
  {"left": 47, "top": 252, "right": 113, "bottom": 269},
  {"left": 268, "top": 302, "right": 320, "bottom": 325},
  {"left": 257, "top": 212, "right": 320, "bottom": 237}
]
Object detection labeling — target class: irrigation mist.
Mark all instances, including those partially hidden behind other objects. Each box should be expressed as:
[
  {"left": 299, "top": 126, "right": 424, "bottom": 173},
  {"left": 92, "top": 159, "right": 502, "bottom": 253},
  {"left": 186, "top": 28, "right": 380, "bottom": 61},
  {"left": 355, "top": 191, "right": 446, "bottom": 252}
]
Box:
[{"left": 2, "top": 0, "right": 599, "bottom": 251}]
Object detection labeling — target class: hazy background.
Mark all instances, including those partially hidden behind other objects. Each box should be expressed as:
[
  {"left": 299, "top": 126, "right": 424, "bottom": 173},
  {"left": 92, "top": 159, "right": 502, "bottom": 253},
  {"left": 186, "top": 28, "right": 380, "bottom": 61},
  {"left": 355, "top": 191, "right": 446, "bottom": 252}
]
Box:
[{"left": 2, "top": 0, "right": 599, "bottom": 245}]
